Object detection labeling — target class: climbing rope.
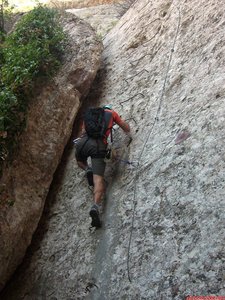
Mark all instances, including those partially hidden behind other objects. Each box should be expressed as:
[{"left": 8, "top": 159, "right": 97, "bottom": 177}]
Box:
[
  {"left": 127, "top": 3, "right": 181, "bottom": 282},
  {"left": 116, "top": 157, "right": 139, "bottom": 168}
]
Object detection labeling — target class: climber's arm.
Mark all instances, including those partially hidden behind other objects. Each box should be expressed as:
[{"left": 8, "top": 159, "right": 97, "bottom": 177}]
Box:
[
  {"left": 112, "top": 111, "right": 130, "bottom": 133},
  {"left": 118, "top": 119, "right": 130, "bottom": 133},
  {"left": 112, "top": 111, "right": 132, "bottom": 148}
]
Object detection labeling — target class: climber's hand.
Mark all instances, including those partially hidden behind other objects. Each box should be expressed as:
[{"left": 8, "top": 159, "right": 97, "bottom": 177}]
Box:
[{"left": 126, "top": 132, "right": 133, "bottom": 147}]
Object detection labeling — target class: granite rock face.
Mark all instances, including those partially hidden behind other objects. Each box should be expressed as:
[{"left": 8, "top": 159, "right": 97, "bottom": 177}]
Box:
[
  {"left": 2, "top": 0, "right": 225, "bottom": 299},
  {"left": 67, "top": 3, "right": 119, "bottom": 37},
  {"left": 0, "top": 13, "right": 102, "bottom": 291}
]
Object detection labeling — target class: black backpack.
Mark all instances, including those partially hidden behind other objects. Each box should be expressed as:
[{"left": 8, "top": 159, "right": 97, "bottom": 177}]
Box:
[{"left": 84, "top": 107, "right": 107, "bottom": 139}]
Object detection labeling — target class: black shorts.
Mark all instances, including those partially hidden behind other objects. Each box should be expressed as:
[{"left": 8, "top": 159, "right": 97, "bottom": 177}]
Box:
[{"left": 75, "top": 135, "right": 107, "bottom": 176}]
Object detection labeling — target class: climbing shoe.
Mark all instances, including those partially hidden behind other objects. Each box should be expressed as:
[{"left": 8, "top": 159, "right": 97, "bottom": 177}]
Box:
[
  {"left": 86, "top": 167, "right": 94, "bottom": 187},
  {"left": 89, "top": 204, "right": 101, "bottom": 228}
]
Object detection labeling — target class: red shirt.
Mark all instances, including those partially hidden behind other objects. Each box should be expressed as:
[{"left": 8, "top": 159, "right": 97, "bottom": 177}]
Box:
[{"left": 104, "top": 109, "right": 124, "bottom": 139}]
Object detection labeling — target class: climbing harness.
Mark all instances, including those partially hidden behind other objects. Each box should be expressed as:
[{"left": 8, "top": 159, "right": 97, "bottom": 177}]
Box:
[
  {"left": 126, "top": 3, "right": 181, "bottom": 282},
  {"left": 105, "top": 147, "right": 112, "bottom": 160},
  {"left": 73, "top": 137, "right": 81, "bottom": 145}
]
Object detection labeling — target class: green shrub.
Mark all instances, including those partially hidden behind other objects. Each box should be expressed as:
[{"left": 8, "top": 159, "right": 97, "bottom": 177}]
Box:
[
  {"left": 2, "top": 5, "right": 65, "bottom": 90},
  {"left": 0, "top": 5, "right": 66, "bottom": 175},
  {"left": 0, "top": 86, "right": 24, "bottom": 161}
]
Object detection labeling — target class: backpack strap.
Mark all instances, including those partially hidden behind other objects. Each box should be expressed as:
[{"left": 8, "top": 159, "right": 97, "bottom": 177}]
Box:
[
  {"left": 104, "top": 110, "right": 113, "bottom": 143},
  {"left": 78, "top": 136, "right": 89, "bottom": 157}
]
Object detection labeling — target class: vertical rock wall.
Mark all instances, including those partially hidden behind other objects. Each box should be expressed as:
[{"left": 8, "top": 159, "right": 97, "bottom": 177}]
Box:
[
  {"left": 98, "top": 0, "right": 225, "bottom": 297},
  {"left": 1, "top": 0, "right": 225, "bottom": 299}
]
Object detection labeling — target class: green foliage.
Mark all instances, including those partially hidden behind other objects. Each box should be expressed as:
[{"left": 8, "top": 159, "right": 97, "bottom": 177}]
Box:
[
  {"left": 0, "top": 85, "right": 25, "bottom": 162},
  {"left": 0, "top": 5, "right": 66, "bottom": 175},
  {"left": 2, "top": 5, "right": 65, "bottom": 90}
]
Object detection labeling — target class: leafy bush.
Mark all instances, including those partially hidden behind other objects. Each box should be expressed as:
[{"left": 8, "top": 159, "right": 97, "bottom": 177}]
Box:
[
  {"left": 0, "top": 5, "right": 66, "bottom": 175},
  {"left": 0, "top": 86, "right": 24, "bottom": 162},
  {"left": 1, "top": 5, "right": 65, "bottom": 90}
]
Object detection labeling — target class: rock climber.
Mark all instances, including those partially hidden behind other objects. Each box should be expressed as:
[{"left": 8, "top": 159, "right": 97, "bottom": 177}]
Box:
[{"left": 74, "top": 105, "right": 131, "bottom": 228}]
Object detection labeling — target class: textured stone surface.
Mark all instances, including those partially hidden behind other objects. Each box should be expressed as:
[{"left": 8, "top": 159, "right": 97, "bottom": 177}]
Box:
[
  {"left": 2, "top": 0, "right": 225, "bottom": 299},
  {"left": 67, "top": 4, "right": 119, "bottom": 37},
  {"left": 0, "top": 13, "right": 102, "bottom": 291}
]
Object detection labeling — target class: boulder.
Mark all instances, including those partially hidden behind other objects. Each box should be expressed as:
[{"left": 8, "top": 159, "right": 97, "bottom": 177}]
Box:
[{"left": 0, "top": 13, "right": 103, "bottom": 291}]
